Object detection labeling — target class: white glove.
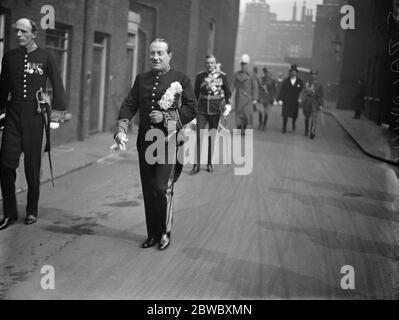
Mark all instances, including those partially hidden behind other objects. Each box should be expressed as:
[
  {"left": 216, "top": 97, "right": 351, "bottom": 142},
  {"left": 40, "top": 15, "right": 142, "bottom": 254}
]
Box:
[
  {"left": 50, "top": 122, "right": 60, "bottom": 130},
  {"left": 0, "top": 113, "right": 5, "bottom": 121},
  {"left": 278, "top": 100, "right": 283, "bottom": 106},
  {"left": 111, "top": 132, "right": 128, "bottom": 152},
  {"left": 186, "top": 118, "right": 197, "bottom": 132},
  {"left": 223, "top": 104, "right": 232, "bottom": 117}
]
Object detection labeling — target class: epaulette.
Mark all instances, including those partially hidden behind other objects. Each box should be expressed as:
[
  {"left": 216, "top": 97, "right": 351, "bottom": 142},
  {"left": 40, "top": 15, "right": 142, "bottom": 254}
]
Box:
[{"left": 196, "top": 70, "right": 207, "bottom": 75}]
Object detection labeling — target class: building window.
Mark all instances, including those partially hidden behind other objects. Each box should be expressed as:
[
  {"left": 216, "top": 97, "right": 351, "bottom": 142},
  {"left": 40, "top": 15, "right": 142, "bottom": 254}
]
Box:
[
  {"left": 288, "top": 43, "right": 300, "bottom": 57},
  {"left": 45, "top": 23, "right": 70, "bottom": 92},
  {"left": 0, "top": 13, "right": 5, "bottom": 73}
]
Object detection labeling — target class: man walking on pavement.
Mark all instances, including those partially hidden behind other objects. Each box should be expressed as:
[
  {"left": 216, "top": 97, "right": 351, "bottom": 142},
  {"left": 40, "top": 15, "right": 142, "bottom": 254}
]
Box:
[
  {"left": 301, "top": 70, "right": 324, "bottom": 139},
  {"left": 190, "top": 55, "right": 231, "bottom": 175},
  {"left": 352, "top": 79, "right": 365, "bottom": 119},
  {"left": 0, "top": 18, "right": 66, "bottom": 230},
  {"left": 259, "top": 66, "right": 277, "bottom": 131},
  {"left": 278, "top": 65, "right": 303, "bottom": 134},
  {"left": 232, "top": 54, "right": 258, "bottom": 136},
  {"left": 114, "top": 38, "right": 196, "bottom": 250}
]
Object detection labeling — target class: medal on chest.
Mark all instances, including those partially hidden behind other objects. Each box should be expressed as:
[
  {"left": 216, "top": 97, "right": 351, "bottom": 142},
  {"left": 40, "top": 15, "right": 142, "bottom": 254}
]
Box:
[{"left": 25, "top": 62, "right": 44, "bottom": 75}]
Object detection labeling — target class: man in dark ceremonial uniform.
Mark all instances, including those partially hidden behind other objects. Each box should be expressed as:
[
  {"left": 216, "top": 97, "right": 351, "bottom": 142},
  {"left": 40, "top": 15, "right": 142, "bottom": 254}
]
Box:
[
  {"left": 114, "top": 38, "right": 196, "bottom": 250},
  {"left": 0, "top": 18, "right": 66, "bottom": 230},
  {"left": 190, "top": 55, "right": 231, "bottom": 175},
  {"left": 258, "top": 66, "right": 277, "bottom": 131},
  {"left": 277, "top": 65, "right": 304, "bottom": 133}
]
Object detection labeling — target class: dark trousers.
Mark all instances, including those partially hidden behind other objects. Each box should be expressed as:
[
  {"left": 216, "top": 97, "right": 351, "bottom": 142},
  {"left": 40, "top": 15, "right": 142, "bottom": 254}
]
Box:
[
  {"left": 304, "top": 116, "right": 315, "bottom": 135},
  {"left": 138, "top": 147, "right": 178, "bottom": 240},
  {"left": 283, "top": 116, "right": 297, "bottom": 132},
  {"left": 0, "top": 100, "right": 44, "bottom": 219},
  {"left": 304, "top": 111, "right": 317, "bottom": 137},
  {"left": 196, "top": 113, "right": 220, "bottom": 165},
  {"left": 258, "top": 105, "right": 269, "bottom": 130}
]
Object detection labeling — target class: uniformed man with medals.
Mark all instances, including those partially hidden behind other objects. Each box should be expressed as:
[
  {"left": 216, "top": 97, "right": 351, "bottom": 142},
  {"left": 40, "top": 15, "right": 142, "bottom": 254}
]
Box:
[
  {"left": 0, "top": 18, "right": 66, "bottom": 230},
  {"left": 191, "top": 55, "right": 231, "bottom": 174},
  {"left": 113, "top": 38, "right": 196, "bottom": 250}
]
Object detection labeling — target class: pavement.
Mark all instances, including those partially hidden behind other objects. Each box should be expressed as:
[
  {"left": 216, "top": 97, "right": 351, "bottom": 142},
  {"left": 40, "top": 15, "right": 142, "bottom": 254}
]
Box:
[
  {"left": 325, "top": 107, "right": 399, "bottom": 166},
  {"left": 1, "top": 106, "right": 399, "bottom": 299},
  {"left": 0, "top": 104, "right": 398, "bottom": 200}
]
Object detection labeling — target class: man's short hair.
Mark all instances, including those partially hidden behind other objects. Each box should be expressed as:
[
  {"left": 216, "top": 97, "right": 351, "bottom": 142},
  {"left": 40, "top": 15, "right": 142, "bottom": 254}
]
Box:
[
  {"left": 150, "top": 38, "right": 172, "bottom": 54},
  {"left": 205, "top": 54, "right": 216, "bottom": 60},
  {"left": 13, "top": 18, "right": 38, "bottom": 33}
]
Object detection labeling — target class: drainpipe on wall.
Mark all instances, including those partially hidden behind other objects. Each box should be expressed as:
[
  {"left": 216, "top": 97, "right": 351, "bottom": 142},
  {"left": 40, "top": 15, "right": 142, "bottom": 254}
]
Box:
[{"left": 78, "top": 0, "right": 90, "bottom": 141}]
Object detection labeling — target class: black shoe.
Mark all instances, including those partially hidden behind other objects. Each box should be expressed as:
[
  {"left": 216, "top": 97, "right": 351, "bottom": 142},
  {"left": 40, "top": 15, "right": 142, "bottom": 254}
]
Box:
[
  {"left": 0, "top": 217, "right": 17, "bottom": 230},
  {"left": 206, "top": 164, "right": 214, "bottom": 173},
  {"left": 141, "top": 237, "right": 158, "bottom": 248},
  {"left": 190, "top": 165, "right": 200, "bottom": 175},
  {"left": 310, "top": 133, "right": 315, "bottom": 140},
  {"left": 25, "top": 215, "right": 37, "bottom": 225},
  {"left": 159, "top": 233, "right": 170, "bottom": 251}
]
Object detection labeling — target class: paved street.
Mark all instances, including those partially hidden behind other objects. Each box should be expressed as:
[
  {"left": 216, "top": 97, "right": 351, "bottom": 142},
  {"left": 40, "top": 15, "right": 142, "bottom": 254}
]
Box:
[{"left": 1, "top": 107, "right": 399, "bottom": 299}]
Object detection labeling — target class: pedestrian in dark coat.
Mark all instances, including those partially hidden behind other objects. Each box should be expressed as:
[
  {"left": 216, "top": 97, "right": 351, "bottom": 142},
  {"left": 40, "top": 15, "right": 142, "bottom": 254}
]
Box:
[
  {"left": 191, "top": 54, "right": 231, "bottom": 175},
  {"left": 0, "top": 18, "right": 66, "bottom": 230},
  {"left": 114, "top": 38, "right": 196, "bottom": 251},
  {"left": 277, "top": 65, "right": 304, "bottom": 133},
  {"left": 352, "top": 80, "right": 365, "bottom": 119}
]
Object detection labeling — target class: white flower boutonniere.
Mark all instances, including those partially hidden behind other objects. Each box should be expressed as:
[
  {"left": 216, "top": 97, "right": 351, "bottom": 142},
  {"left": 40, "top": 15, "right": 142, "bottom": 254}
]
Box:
[{"left": 158, "top": 81, "right": 183, "bottom": 110}]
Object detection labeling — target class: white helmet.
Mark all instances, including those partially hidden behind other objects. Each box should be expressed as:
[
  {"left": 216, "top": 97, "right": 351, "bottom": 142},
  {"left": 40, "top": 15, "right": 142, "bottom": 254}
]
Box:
[{"left": 240, "top": 54, "right": 250, "bottom": 65}]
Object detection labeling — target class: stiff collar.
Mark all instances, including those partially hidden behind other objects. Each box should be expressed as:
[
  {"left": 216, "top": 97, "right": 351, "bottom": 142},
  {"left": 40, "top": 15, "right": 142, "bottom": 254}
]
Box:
[
  {"left": 19, "top": 43, "right": 38, "bottom": 54},
  {"left": 152, "top": 65, "right": 171, "bottom": 76}
]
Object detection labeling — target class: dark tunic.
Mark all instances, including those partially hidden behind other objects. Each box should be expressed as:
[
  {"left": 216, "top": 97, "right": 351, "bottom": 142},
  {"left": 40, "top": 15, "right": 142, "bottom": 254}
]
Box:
[
  {"left": 302, "top": 81, "right": 324, "bottom": 118},
  {"left": 278, "top": 77, "right": 304, "bottom": 118},
  {"left": 194, "top": 70, "right": 231, "bottom": 115},
  {"left": 260, "top": 76, "right": 277, "bottom": 106},
  {"left": 0, "top": 47, "right": 66, "bottom": 168},
  {"left": 118, "top": 69, "right": 196, "bottom": 150}
]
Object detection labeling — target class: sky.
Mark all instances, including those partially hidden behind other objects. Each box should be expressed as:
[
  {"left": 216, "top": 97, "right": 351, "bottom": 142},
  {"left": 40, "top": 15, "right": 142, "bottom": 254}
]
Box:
[{"left": 240, "top": 0, "right": 324, "bottom": 21}]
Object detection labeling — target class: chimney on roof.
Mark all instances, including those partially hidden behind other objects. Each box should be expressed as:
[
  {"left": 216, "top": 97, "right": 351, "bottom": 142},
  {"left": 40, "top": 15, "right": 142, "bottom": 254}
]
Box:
[
  {"left": 292, "top": 2, "right": 297, "bottom": 21},
  {"left": 301, "top": 1, "right": 306, "bottom": 21}
]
